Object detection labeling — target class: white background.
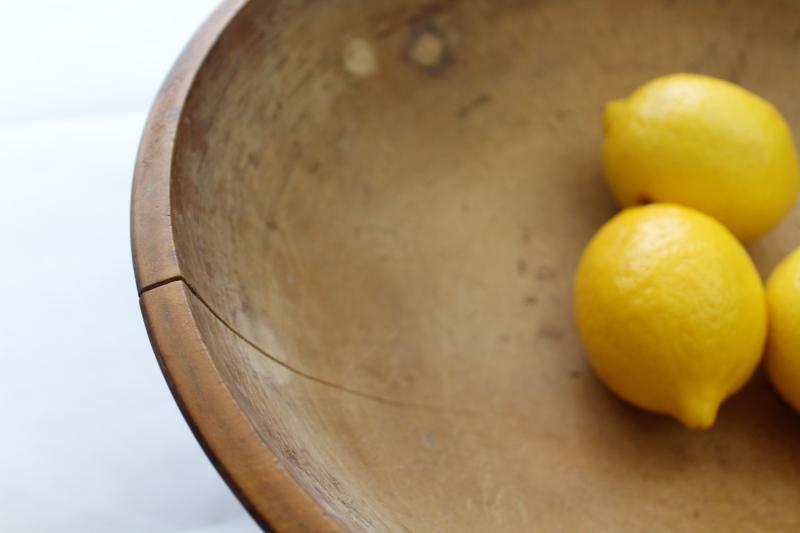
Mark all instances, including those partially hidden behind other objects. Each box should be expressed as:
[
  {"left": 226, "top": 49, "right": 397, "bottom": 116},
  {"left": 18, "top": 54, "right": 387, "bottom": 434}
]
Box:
[{"left": 0, "top": 1, "right": 259, "bottom": 531}]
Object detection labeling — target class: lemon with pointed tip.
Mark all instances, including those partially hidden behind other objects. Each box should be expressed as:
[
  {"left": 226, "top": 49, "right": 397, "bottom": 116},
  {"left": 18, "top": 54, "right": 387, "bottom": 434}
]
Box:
[
  {"left": 574, "top": 204, "right": 766, "bottom": 429},
  {"left": 765, "top": 247, "right": 800, "bottom": 414},
  {"left": 603, "top": 73, "right": 800, "bottom": 242}
]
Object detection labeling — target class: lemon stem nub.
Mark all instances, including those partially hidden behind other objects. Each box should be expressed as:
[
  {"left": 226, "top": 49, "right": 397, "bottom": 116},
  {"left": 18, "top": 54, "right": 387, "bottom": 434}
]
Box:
[
  {"left": 677, "top": 397, "right": 719, "bottom": 430},
  {"left": 603, "top": 100, "right": 624, "bottom": 134}
]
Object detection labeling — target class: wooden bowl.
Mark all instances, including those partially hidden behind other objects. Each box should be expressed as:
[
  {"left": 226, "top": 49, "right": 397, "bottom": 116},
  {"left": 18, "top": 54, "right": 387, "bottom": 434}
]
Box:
[{"left": 132, "top": 0, "right": 800, "bottom": 530}]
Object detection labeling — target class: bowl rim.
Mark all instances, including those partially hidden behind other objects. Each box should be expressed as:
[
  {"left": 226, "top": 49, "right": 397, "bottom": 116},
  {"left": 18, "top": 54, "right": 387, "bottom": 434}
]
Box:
[{"left": 130, "top": 1, "right": 342, "bottom": 531}]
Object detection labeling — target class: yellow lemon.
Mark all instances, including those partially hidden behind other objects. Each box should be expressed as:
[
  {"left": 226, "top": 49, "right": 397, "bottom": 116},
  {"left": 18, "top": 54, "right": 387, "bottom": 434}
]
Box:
[
  {"left": 603, "top": 73, "right": 800, "bottom": 242},
  {"left": 574, "top": 204, "right": 766, "bottom": 429},
  {"left": 765, "top": 247, "right": 800, "bottom": 414}
]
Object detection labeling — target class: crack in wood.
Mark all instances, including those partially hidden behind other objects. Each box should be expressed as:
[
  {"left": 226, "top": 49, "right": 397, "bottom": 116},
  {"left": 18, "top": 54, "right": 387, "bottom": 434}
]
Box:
[{"left": 142, "top": 277, "right": 476, "bottom": 415}]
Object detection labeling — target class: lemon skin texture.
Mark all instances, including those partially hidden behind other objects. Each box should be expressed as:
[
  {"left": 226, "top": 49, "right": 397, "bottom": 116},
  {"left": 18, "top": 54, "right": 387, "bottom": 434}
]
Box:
[
  {"left": 574, "top": 204, "right": 767, "bottom": 429},
  {"left": 765, "top": 247, "right": 800, "bottom": 414},
  {"left": 603, "top": 73, "right": 800, "bottom": 242}
]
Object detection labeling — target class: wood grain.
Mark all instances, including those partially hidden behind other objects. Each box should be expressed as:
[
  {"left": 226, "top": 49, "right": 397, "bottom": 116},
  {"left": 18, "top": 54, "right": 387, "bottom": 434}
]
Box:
[
  {"left": 134, "top": 0, "right": 800, "bottom": 530},
  {"left": 140, "top": 281, "right": 342, "bottom": 532},
  {"left": 131, "top": 0, "right": 248, "bottom": 291}
]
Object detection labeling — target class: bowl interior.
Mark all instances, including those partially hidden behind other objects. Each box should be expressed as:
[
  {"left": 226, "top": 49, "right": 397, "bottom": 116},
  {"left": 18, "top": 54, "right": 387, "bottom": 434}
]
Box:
[{"left": 171, "top": 0, "right": 800, "bottom": 530}]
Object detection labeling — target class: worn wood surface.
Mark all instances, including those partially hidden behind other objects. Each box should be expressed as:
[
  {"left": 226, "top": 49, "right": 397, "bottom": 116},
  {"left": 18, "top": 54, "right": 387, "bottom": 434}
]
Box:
[
  {"left": 134, "top": 0, "right": 800, "bottom": 530},
  {"left": 140, "top": 281, "right": 342, "bottom": 532},
  {"left": 131, "top": 0, "right": 249, "bottom": 291}
]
